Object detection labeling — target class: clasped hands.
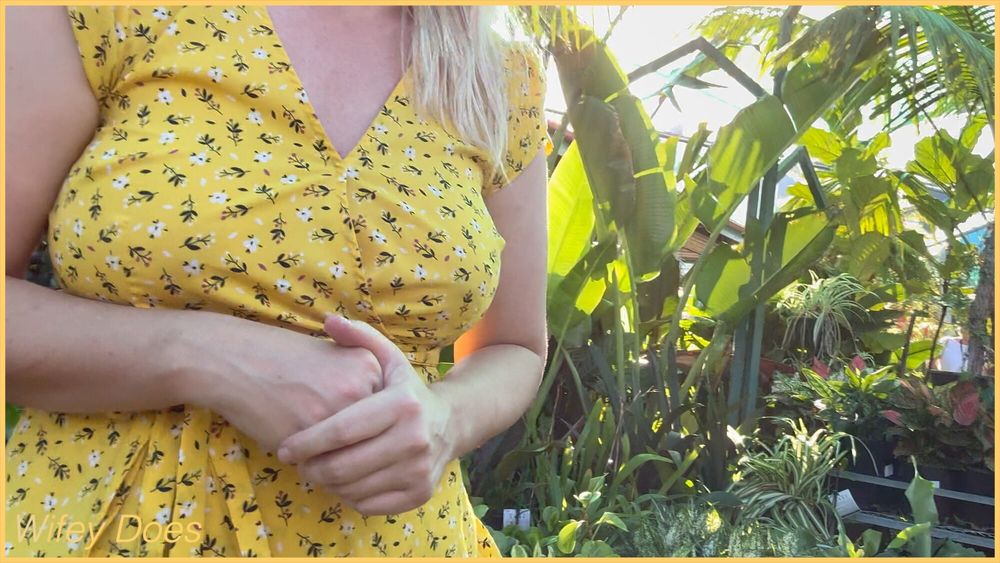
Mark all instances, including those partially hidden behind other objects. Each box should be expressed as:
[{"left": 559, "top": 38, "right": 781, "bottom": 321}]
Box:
[{"left": 276, "top": 314, "right": 456, "bottom": 516}]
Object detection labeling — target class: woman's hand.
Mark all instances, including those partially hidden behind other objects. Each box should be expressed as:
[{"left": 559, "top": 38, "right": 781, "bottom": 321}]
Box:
[
  {"left": 276, "top": 315, "right": 457, "bottom": 516},
  {"left": 185, "top": 314, "right": 385, "bottom": 455}
]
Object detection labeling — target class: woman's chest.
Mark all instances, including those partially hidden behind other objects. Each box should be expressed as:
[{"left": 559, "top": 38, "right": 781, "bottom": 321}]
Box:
[{"left": 48, "top": 5, "right": 504, "bottom": 348}]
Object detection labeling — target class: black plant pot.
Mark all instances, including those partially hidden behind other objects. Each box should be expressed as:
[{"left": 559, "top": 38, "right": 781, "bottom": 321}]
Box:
[
  {"left": 922, "top": 465, "right": 965, "bottom": 523},
  {"left": 927, "top": 369, "right": 962, "bottom": 386},
  {"left": 951, "top": 468, "right": 995, "bottom": 529},
  {"left": 841, "top": 437, "right": 897, "bottom": 509},
  {"left": 845, "top": 437, "right": 896, "bottom": 478},
  {"left": 954, "top": 468, "right": 995, "bottom": 496},
  {"left": 892, "top": 457, "right": 911, "bottom": 487}
]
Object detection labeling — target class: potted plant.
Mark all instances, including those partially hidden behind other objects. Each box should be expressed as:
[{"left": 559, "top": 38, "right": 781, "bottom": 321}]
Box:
[
  {"left": 883, "top": 375, "right": 994, "bottom": 526},
  {"left": 767, "top": 357, "right": 899, "bottom": 476}
]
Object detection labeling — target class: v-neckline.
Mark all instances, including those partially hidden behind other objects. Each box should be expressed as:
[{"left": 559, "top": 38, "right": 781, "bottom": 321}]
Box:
[{"left": 261, "top": 6, "right": 410, "bottom": 164}]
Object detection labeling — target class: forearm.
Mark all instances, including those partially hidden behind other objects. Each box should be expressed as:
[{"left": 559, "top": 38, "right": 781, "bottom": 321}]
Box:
[
  {"left": 6, "top": 276, "right": 226, "bottom": 413},
  {"left": 431, "top": 343, "right": 544, "bottom": 459}
]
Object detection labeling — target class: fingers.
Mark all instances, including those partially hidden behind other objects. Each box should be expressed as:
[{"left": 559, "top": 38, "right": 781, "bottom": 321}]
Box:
[
  {"left": 352, "top": 488, "right": 433, "bottom": 517},
  {"left": 298, "top": 424, "right": 413, "bottom": 486},
  {"left": 323, "top": 314, "right": 409, "bottom": 383},
  {"left": 277, "top": 389, "right": 397, "bottom": 464},
  {"left": 326, "top": 459, "right": 438, "bottom": 517},
  {"left": 324, "top": 458, "right": 412, "bottom": 501}
]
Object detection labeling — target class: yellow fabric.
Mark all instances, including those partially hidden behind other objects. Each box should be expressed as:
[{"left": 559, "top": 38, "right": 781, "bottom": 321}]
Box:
[{"left": 5, "top": 5, "right": 547, "bottom": 557}]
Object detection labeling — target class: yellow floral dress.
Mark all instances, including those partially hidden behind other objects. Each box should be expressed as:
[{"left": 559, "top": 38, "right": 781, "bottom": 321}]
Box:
[{"left": 5, "top": 5, "right": 547, "bottom": 557}]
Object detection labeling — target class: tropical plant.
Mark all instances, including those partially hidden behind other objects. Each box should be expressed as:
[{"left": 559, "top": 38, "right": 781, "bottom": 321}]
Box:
[
  {"left": 487, "top": 474, "right": 642, "bottom": 557},
  {"left": 630, "top": 497, "right": 810, "bottom": 557},
  {"left": 883, "top": 375, "right": 995, "bottom": 471},
  {"left": 696, "top": 6, "right": 995, "bottom": 130},
  {"left": 531, "top": 1, "right": 871, "bottom": 491},
  {"left": 895, "top": 115, "right": 994, "bottom": 369},
  {"left": 470, "top": 6, "right": 995, "bottom": 539},
  {"left": 776, "top": 272, "right": 873, "bottom": 358},
  {"left": 784, "top": 106, "right": 993, "bottom": 378},
  {"left": 767, "top": 356, "right": 899, "bottom": 439},
  {"left": 967, "top": 224, "right": 994, "bottom": 377},
  {"left": 728, "top": 418, "right": 849, "bottom": 547}
]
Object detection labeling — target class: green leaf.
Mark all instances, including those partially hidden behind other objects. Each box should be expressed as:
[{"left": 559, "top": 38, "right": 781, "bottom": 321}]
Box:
[
  {"left": 567, "top": 96, "right": 635, "bottom": 231},
  {"left": 553, "top": 25, "right": 672, "bottom": 278},
  {"left": 587, "top": 474, "right": 606, "bottom": 493},
  {"left": 959, "top": 114, "right": 988, "bottom": 150},
  {"left": 896, "top": 173, "right": 957, "bottom": 231},
  {"left": 579, "top": 539, "right": 618, "bottom": 557},
  {"left": 799, "top": 127, "right": 844, "bottom": 163},
  {"left": 557, "top": 520, "right": 582, "bottom": 554},
  {"left": 551, "top": 26, "right": 629, "bottom": 103},
  {"left": 893, "top": 339, "right": 934, "bottom": 370},
  {"left": 668, "top": 183, "right": 701, "bottom": 253},
  {"left": 494, "top": 444, "right": 551, "bottom": 484},
  {"left": 835, "top": 148, "right": 878, "bottom": 181},
  {"left": 885, "top": 523, "right": 931, "bottom": 554},
  {"left": 694, "top": 95, "right": 797, "bottom": 227},
  {"left": 862, "top": 131, "right": 891, "bottom": 161},
  {"left": 510, "top": 544, "right": 529, "bottom": 558},
  {"left": 905, "top": 465, "right": 939, "bottom": 526},
  {"left": 907, "top": 130, "right": 994, "bottom": 219},
  {"left": 547, "top": 143, "right": 596, "bottom": 282},
  {"left": 609, "top": 453, "right": 673, "bottom": 495},
  {"left": 694, "top": 244, "right": 750, "bottom": 314},
  {"left": 696, "top": 209, "right": 836, "bottom": 322},
  {"left": 594, "top": 511, "right": 628, "bottom": 532},
  {"left": 860, "top": 528, "right": 883, "bottom": 556},
  {"left": 844, "top": 232, "right": 891, "bottom": 281},
  {"left": 6, "top": 403, "right": 21, "bottom": 442},
  {"left": 611, "top": 93, "right": 674, "bottom": 278},
  {"left": 574, "top": 490, "right": 601, "bottom": 508},
  {"left": 542, "top": 505, "right": 560, "bottom": 531},
  {"left": 547, "top": 238, "right": 616, "bottom": 342},
  {"left": 677, "top": 122, "right": 709, "bottom": 180},
  {"left": 934, "top": 539, "right": 987, "bottom": 557},
  {"left": 779, "top": 12, "right": 882, "bottom": 129}
]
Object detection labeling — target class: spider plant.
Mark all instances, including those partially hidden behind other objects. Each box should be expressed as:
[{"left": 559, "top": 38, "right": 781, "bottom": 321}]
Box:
[
  {"left": 729, "top": 418, "right": 850, "bottom": 547},
  {"left": 777, "top": 271, "right": 873, "bottom": 358}
]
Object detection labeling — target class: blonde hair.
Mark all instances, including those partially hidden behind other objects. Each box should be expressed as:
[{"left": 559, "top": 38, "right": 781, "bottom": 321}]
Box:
[{"left": 403, "top": 7, "right": 521, "bottom": 181}]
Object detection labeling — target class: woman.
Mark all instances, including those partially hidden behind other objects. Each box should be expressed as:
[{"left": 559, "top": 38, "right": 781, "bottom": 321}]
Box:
[{"left": 5, "top": 4, "right": 548, "bottom": 557}]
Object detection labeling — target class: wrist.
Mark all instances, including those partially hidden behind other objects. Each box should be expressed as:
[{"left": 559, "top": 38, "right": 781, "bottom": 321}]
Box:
[
  {"left": 428, "top": 380, "right": 466, "bottom": 461},
  {"left": 158, "top": 311, "right": 240, "bottom": 410}
]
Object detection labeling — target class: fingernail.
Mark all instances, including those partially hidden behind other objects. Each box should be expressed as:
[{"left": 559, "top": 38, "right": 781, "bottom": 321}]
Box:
[{"left": 277, "top": 446, "right": 290, "bottom": 463}]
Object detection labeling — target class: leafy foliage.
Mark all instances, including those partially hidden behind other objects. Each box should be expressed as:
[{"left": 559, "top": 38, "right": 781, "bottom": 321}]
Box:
[
  {"left": 768, "top": 357, "right": 899, "bottom": 438},
  {"left": 728, "top": 419, "right": 848, "bottom": 547},
  {"left": 776, "top": 272, "right": 873, "bottom": 358},
  {"left": 883, "top": 376, "right": 995, "bottom": 471}
]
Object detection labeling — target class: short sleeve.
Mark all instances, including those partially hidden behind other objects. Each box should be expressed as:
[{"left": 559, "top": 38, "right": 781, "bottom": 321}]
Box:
[
  {"left": 65, "top": 6, "right": 129, "bottom": 107},
  {"left": 482, "top": 44, "right": 549, "bottom": 196}
]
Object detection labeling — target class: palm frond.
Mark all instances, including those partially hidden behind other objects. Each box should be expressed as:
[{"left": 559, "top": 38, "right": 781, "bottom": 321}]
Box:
[
  {"left": 702, "top": 5, "right": 996, "bottom": 133},
  {"left": 880, "top": 6, "right": 994, "bottom": 127}
]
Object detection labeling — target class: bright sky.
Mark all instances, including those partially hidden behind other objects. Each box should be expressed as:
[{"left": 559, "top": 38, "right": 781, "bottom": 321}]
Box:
[{"left": 541, "top": 6, "right": 995, "bottom": 231}]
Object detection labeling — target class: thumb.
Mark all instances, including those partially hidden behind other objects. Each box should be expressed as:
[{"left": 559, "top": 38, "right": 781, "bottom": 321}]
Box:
[{"left": 324, "top": 314, "right": 409, "bottom": 383}]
